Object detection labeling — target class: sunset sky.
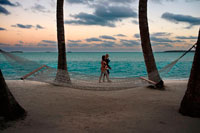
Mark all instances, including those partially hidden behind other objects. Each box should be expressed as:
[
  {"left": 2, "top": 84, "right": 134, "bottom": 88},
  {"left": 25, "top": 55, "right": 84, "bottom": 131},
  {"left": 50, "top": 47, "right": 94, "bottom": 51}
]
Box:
[{"left": 0, "top": 0, "right": 200, "bottom": 52}]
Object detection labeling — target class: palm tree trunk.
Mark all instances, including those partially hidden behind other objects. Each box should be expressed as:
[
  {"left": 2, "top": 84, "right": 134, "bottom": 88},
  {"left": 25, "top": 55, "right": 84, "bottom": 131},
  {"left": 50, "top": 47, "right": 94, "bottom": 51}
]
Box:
[
  {"left": 56, "top": 0, "right": 71, "bottom": 83},
  {"left": 0, "top": 69, "right": 26, "bottom": 121},
  {"left": 139, "top": 0, "right": 164, "bottom": 89},
  {"left": 179, "top": 29, "right": 200, "bottom": 117}
]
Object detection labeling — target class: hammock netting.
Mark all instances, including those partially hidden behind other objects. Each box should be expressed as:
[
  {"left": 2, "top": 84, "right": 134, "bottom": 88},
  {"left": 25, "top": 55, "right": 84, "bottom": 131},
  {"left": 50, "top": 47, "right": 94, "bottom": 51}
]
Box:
[{"left": 0, "top": 45, "right": 195, "bottom": 91}]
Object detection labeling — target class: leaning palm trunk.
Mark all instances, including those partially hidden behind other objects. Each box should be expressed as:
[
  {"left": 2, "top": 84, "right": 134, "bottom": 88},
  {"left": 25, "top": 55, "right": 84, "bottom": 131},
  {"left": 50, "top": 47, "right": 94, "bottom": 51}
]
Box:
[
  {"left": 56, "top": 0, "right": 71, "bottom": 83},
  {"left": 139, "top": 0, "right": 164, "bottom": 89},
  {"left": 0, "top": 69, "right": 26, "bottom": 121},
  {"left": 179, "top": 29, "right": 200, "bottom": 117}
]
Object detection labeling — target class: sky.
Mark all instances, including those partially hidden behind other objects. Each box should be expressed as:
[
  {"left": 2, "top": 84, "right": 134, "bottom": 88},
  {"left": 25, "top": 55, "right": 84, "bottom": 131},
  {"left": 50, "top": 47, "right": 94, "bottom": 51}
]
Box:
[{"left": 0, "top": 0, "right": 200, "bottom": 52}]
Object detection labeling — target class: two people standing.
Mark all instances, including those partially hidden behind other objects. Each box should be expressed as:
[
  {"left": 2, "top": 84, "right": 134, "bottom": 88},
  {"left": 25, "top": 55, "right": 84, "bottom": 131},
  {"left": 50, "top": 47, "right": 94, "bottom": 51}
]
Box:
[{"left": 99, "top": 54, "right": 112, "bottom": 83}]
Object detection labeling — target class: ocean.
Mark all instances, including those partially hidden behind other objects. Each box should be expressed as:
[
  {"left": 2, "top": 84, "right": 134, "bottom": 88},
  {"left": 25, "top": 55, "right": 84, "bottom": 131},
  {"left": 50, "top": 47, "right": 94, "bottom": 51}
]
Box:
[{"left": 0, "top": 52, "right": 194, "bottom": 80}]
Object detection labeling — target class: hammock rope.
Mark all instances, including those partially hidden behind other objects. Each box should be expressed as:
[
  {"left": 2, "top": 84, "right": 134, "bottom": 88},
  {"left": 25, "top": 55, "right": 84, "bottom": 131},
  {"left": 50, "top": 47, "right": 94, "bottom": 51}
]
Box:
[{"left": 0, "top": 44, "right": 196, "bottom": 91}]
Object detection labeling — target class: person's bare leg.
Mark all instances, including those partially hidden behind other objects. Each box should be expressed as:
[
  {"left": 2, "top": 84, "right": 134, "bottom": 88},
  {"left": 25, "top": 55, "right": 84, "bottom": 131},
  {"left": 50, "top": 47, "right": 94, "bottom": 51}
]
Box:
[
  {"left": 103, "top": 74, "right": 105, "bottom": 82},
  {"left": 99, "top": 72, "right": 103, "bottom": 83},
  {"left": 105, "top": 71, "right": 111, "bottom": 82}
]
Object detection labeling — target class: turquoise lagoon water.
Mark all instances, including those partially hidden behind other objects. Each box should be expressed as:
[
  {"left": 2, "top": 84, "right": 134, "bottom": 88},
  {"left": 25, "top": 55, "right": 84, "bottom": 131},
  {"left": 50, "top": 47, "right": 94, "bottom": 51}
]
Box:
[{"left": 0, "top": 52, "right": 194, "bottom": 80}]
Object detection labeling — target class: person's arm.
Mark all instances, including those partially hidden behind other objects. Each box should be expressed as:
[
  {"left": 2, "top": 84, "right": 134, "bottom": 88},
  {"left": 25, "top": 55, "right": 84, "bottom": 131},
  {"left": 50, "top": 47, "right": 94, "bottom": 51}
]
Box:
[
  {"left": 107, "top": 64, "right": 111, "bottom": 69},
  {"left": 106, "top": 59, "right": 111, "bottom": 69}
]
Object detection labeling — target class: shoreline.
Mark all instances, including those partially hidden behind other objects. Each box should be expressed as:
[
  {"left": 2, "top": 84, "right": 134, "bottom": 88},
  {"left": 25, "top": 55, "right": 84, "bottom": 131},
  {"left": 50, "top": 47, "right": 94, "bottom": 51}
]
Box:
[{"left": 2, "top": 79, "right": 200, "bottom": 133}]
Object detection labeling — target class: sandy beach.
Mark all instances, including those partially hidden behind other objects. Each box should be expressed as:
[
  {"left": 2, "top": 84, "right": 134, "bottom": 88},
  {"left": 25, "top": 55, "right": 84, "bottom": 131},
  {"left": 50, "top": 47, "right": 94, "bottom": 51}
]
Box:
[{"left": 2, "top": 80, "right": 200, "bottom": 133}]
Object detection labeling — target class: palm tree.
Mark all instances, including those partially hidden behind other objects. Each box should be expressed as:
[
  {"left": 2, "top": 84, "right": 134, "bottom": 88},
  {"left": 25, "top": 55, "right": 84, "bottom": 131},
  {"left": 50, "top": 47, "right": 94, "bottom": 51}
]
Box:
[
  {"left": 138, "top": 0, "right": 164, "bottom": 89},
  {"left": 0, "top": 69, "right": 26, "bottom": 121},
  {"left": 56, "top": 0, "right": 71, "bottom": 83},
  {"left": 179, "top": 29, "right": 200, "bottom": 117}
]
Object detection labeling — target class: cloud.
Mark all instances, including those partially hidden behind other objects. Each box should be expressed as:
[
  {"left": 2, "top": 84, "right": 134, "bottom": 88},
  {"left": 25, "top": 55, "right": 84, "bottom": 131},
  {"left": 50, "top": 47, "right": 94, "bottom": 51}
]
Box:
[
  {"left": 0, "top": 5, "right": 10, "bottom": 15},
  {"left": 150, "top": 0, "right": 162, "bottom": 3},
  {"left": 38, "top": 43, "right": 56, "bottom": 47},
  {"left": 120, "top": 39, "right": 140, "bottom": 47},
  {"left": 36, "top": 24, "right": 44, "bottom": 29},
  {"left": 175, "top": 36, "right": 197, "bottom": 39},
  {"left": 134, "top": 32, "right": 172, "bottom": 38},
  {"left": 86, "top": 37, "right": 102, "bottom": 42},
  {"left": 0, "top": 27, "right": 6, "bottom": 30},
  {"left": 67, "top": 39, "right": 90, "bottom": 48},
  {"left": 134, "top": 33, "right": 184, "bottom": 44},
  {"left": 68, "top": 40, "right": 116, "bottom": 49},
  {"left": 79, "top": 44, "right": 90, "bottom": 47},
  {"left": 150, "top": 0, "right": 199, "bottom": 4},
  {"left": 67, "top": 42, "right": 89, "bottom": 47},
  {"left": 161, "top": 12, "right": 200, "bottom": 28},
  {"left": 114, "top": 34, "right": 127, "bottom": 37},
  {"left": 100, "top": 35, "right": 116, "bottom": 40},
  {"left": 11, "top": 24, "right": 44, "bottom": 30},
  {"left": 0, "top": 0, "right": 16, "bottom": 6},
  {"left": 66, "top": 0, "right": 87, "bottom": 4},
  {"left": 95, "top": 5, "right": 137, "bottom": 18},
  {"left": 134, "top": 33, "right": 140, "bottom": 38},
  {"left": 185, "top": 0, "right": 200, "bottom": 2},
  {"left": 37, "top": 40, "right": 57, "bottom": 47},
  {"left": 151, "top": 36, "right": 184, "bottom": 43},
  {"left": 14, "top": 44, "right": 23, "bottom": 47},
  {"left": 0, "top": 42, "right": 57, "bottom": 52},
  {"left": 98, "top": 41, "right": 115, "bottom": 48},
  {"left": 152, "top": 42, "right": 173, "bottom": 47},
  {"left": 50, "top": 0, "right": 56, "bottom": 7},
  {"left": 66, "top": 0, "right": 136, "bottom": 4},
  {"left": 19, "top": 41, "right": 24, "bottom": 44},
  {"left": 65, "top": 12, "right": 116, "bottom": 27},
  {"left": 132, "top": 20, "right": 139, "bottom": 24},
  {"left": 151, "top": 0, "right": 175, "bottom": 4},
  {"left": 37, "top": 43, "right": 49, "bottom": 47},
  {"left": 12, "top": 24, "right": 33, "bottom": 29},
  {"left": 109, "top": 0, "right": 136, "bottom": 3},
  {"left": 31, "top": 4, "right": 50, "bottom": 13},
  {"left": 68, "top": 40, "right": 82, "bottom": 43},
  {"left": 41, "top": 40, "right": 56, "bottom": 44},
  {"left": 151, "top": 32, "right": 171, "bottom": 37},
  {"left": 65, "top": 4, "right": 137, "bottom": 27},
  {"left": 67, "top": 43, "right": 80, "bottom": 47},
  {"left": 0, "top": 42, "right": 8, "bottom": 47},
  {"left": 0, "top": 0, "right": 20, "bottom": 15}
]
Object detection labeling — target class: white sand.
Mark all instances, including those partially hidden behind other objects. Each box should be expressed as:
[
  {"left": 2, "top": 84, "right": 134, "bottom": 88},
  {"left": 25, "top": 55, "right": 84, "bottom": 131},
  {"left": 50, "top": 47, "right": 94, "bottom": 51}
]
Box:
[{"left": 2, "top": 80, "right": 200, "bottom": 133}]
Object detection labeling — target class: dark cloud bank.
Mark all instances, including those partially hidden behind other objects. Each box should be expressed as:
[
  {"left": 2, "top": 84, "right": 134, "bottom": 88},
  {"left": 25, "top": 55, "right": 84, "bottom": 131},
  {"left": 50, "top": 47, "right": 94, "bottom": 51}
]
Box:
[
  {"left": 0, "top": 0, "right": 20, "bottom": 15},
  {"left": 162, "top": 12, "right": 200, "bottom": 28},
  {"left": 65, "top": 0, "right": 137, "bottom": 27},
  {"left": 11, "top": 24, "right": 44, "bottom": 30}
]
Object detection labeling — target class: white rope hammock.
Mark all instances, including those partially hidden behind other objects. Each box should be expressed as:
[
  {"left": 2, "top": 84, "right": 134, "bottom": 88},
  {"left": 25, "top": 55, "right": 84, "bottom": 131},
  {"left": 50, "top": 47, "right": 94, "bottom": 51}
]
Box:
[{"left": 0, "top": 44, "right": 196, "bottom": 91}]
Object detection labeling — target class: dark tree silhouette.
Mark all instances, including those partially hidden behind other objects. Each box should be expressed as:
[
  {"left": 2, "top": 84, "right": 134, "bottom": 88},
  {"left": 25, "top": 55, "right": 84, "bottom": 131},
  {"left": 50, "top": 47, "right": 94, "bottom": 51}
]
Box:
[
  {"left": 56, "top": 0, "right": 71, "bottom": 83},
  {"left": 0, "top": 69, "right": 26, "bottom": 121},
  {"left": 139, "top": 0, "right": 164, "bottom": 89},
  {"left": 179, "top": 29, "right": 200, "bottom": 117}
]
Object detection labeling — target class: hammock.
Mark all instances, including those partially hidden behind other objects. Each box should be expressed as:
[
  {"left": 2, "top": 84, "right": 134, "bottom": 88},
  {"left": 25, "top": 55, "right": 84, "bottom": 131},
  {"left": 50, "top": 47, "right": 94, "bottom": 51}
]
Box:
[{"left": 0, "top": 44, "right": 196, "bottom": 91}]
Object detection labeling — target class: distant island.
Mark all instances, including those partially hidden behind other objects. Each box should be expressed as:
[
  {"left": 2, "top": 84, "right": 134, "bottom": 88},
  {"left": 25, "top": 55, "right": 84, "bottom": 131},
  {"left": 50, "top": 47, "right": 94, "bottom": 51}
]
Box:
[
  {"left": 164, "top": 50, "right": 195, "bottom": 52},
  {"left": 10, "top": 51, "right": 23, "bottom": 53}
]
